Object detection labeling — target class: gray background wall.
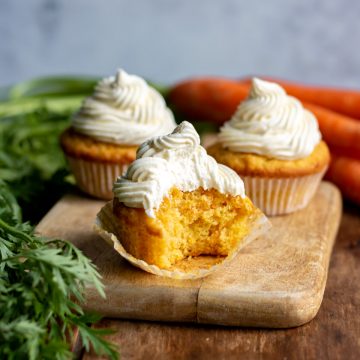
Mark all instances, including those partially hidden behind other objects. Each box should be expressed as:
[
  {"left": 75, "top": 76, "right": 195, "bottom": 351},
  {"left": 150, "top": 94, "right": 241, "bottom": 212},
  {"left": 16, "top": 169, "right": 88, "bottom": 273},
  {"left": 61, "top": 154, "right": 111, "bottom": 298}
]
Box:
[{"left": 1, "top": 0, "right": 359, "bottom": 87}]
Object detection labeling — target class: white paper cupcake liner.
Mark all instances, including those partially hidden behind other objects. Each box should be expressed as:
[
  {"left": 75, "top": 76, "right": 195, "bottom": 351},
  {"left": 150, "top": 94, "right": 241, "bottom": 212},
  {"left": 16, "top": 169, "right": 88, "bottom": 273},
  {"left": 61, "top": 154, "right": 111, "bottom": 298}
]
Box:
[
  {"left": 67, "top": 156, "right": 128, "bottom": 200},
  {"left": 94, "top": 201, "right": 271, "bottom": 280},
  {"left": 243, "top": 168, "right": 327, "bottom": 216}
]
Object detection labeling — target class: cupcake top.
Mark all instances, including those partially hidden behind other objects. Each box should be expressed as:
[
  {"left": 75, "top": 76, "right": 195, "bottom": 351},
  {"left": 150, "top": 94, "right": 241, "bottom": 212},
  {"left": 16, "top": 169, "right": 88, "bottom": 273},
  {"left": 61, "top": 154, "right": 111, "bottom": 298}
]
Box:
[
  {"left": 71, "top": 69, "right": 176, "bottom": 145},
  {"left": 113, "top": 121, "right": 245, "bottom": 217},
  {"left": 219, "top": 78, "right": 322, "bottom": 160}
]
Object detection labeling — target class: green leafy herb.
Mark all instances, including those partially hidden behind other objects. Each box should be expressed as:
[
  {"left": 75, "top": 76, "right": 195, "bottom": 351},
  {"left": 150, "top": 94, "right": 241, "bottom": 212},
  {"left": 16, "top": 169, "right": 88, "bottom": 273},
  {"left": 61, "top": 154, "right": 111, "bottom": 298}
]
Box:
[
  {"left": 0, "top": 181, "right": 118, "bottom": 359},
  {"left": 0, "top": 107, "right": 74, "bottom": 222},
  {"left": 0, "top": 77, "right": 120, "bottom": 359}
]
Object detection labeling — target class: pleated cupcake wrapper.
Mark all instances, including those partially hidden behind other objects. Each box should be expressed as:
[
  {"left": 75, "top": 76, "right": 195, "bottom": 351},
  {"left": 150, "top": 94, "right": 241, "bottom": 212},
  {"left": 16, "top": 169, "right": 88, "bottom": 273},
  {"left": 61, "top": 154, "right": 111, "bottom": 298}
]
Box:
[
  {"left": 243, "top": 168, "right": 327, "bottom": 216},
  {"left": 67, "top": 156, "right": 128, "bottom": 200},
  {"left": 94, "top": 201, "right": 271, "bottom": 280}
]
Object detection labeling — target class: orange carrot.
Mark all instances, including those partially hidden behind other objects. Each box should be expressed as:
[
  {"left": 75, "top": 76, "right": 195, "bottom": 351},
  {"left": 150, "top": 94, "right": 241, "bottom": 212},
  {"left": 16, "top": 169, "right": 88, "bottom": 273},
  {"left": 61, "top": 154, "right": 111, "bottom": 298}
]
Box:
[
  {"left": 303, "top": 103, "right": 360, "bottom": 153},
  {"left": 168, "top": 78, "right": 248, "bottom": 124},
  {"left": 239, "top": 77, "right": 360, "bottom": 119},
  {"left": 325, "top": 155, "right": 360, "bottom": 205},
  {"left": 169, "top": 77, "right": 360, "bottom": 153},
  {"left": 170, "top": 78, "right": 360, "bottom": 148},
  {"left": 328, "top": 145, "right": 360, "bottom": 161}
]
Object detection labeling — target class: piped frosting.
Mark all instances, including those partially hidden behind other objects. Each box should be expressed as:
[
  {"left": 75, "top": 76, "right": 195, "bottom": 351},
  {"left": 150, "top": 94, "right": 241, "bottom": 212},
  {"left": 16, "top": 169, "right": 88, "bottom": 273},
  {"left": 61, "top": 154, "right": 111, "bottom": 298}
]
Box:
[
  {"left": 219, "top": 78, "right": 321, "bottom": 160},
  {"left": 72, "top": 69, "right": 176, "bottom": 145},
  {"left": 113, "top": 121, "right": 245, "bottom": 217}
]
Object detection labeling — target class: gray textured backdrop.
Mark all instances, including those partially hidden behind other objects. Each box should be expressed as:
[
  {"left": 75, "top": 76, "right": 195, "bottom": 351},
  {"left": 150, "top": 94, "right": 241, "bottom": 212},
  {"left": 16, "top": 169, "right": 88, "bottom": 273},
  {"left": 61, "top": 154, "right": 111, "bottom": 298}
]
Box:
[{"left": 1, "top": 0, "right": 359, "bottom": 87}]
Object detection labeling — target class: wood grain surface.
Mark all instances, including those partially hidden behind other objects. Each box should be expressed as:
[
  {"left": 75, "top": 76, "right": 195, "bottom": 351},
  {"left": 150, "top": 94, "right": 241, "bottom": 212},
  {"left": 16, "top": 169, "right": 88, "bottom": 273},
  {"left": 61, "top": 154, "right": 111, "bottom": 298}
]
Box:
[
  {"left": 37, "top": 182, "right": 341, "bottom": 330},
  {"left": 83, "top": 200, "right": 360, "bottom": 360}
]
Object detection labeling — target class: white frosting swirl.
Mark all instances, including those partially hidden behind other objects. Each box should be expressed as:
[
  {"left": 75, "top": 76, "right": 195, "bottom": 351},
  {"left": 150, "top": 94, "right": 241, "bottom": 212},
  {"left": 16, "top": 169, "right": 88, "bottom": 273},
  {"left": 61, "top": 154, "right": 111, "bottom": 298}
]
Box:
[
  {"left": 113, "top": 121, "right": 245, "bottom": 217},
  {"left": 71, "top": 69, "right": 176, "bottom": 145},
  {"left": 219, "top": 78, "right": 321, "bottom": 160}
]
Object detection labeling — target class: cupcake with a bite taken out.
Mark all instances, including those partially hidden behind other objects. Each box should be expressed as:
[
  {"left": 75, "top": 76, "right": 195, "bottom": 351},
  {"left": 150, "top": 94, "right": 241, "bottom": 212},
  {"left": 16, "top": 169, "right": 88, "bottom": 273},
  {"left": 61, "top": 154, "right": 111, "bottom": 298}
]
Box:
[
  {"left": 95, "top": 121, "right": 270, "bottom": 278},
  {"left": 207, "top": 78, "right": 330, "bottom": 216},
  {"left": 60, "top": 69, "right": 176, "bottom": 199}
]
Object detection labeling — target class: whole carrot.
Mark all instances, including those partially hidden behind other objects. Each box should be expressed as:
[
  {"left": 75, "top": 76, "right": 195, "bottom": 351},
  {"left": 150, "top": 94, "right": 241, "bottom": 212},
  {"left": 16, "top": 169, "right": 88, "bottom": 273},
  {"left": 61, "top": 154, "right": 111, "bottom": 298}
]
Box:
[
  {"left": 168, "top": 78, "right": 248, "bottom": 124},
  {"left": 325, "top": 155, "right": 360, "bottom": 205},
  {"left": 239, "top": 77, "right": 360, "bottom": 119}
]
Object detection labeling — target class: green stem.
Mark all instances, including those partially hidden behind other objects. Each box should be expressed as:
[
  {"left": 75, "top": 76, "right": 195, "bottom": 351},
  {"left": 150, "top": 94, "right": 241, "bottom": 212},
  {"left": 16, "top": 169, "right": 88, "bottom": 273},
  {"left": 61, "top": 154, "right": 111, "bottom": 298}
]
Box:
[
  {"left": 0, "top": 218, "right": 34, "bottom": 244},
  {"left": 0, "top": 96, "right": 84, "bottom": 117}
]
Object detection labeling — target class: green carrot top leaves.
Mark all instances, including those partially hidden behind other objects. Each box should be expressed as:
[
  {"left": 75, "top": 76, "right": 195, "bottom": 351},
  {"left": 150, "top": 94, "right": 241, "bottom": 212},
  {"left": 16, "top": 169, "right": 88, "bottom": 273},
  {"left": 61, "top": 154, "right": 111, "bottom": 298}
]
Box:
[
  {"left": 0, "top": 180, "right": 118, "bottom": 360},
  {"left": 0, "top": 77, "right": 120, "bottom": 359}
]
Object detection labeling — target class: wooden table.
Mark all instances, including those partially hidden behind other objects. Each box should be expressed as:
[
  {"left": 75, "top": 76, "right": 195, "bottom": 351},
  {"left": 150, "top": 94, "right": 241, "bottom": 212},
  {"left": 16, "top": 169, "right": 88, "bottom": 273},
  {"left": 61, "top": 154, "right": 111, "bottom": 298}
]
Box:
[{"left": 79, "top": 201, "right": 360, "bottom": 360}]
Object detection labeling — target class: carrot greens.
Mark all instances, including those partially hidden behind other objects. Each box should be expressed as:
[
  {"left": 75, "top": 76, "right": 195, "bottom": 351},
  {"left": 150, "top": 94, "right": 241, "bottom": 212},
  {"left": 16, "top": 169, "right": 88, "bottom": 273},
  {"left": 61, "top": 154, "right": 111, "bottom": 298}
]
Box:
[{"left": 0, "top": 76, "right": 119, "bottom": 359}]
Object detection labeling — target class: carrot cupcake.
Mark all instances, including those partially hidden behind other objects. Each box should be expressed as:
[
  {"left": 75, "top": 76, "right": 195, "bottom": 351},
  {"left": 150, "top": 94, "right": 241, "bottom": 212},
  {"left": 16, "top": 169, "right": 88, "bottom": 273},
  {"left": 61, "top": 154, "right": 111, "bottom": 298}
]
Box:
[
  {"left": 207, "top": 78, "right": 330, "bottom": 216},
  {"left": 95, "top": 122, "right": 270, "bottom": 278},
  {"left": 60, "top": 69, "right": 176, "bottom": 199}
]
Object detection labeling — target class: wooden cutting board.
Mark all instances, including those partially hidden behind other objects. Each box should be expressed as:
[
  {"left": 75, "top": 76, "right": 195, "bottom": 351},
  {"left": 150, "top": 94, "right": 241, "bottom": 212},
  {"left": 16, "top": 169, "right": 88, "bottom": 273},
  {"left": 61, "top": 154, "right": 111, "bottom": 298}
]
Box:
[{"left": 36, "top": 181, "right": 342, "bottom": 328}]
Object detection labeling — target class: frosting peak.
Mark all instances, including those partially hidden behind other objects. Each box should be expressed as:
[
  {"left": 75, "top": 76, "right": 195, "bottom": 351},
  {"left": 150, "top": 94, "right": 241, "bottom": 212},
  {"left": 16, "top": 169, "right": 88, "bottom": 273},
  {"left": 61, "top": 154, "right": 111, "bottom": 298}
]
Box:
[
  {"left": 113, "top": 121, "right": 245, "bottom": 217},
  {"left": 250, "top": 77, "right": 285, "bottom": 97},
  {"left": 219, "top": 78, "right": 321, "bottom": 160},
  {"left": 71, "top": 69, "right": 176, "bottom": 145}
]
